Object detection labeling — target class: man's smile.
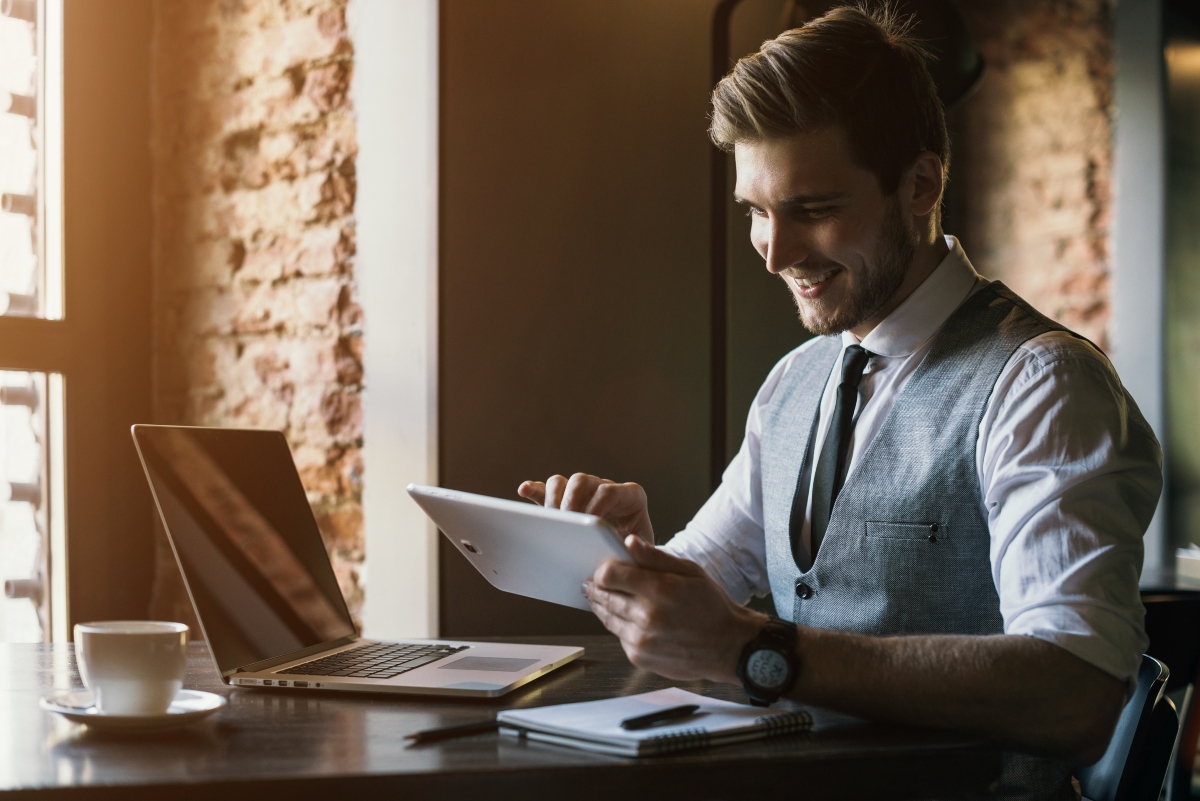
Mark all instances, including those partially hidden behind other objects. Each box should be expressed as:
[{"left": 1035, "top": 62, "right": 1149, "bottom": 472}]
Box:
[
  {"left": 785, "top": 266, "right": 844, "bottom": 301},
  {"left": 792, "top": 267, "right": 839, "bottom": 288}
]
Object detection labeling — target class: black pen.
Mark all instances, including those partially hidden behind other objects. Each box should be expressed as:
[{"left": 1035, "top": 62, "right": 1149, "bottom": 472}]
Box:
[
  {"left": 405, "top": 719, "right": 499, "bottom": 745},
  {"left": 619, "top": 703, "right": 702, "bottom": 731}
]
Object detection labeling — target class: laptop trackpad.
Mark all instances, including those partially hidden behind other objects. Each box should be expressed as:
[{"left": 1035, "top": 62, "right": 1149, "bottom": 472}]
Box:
[{"left": 438, "top": 657, "right": 538, "bottom": 672}]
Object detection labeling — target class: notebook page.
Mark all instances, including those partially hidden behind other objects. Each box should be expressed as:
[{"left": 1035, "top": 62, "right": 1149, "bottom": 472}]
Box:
[{"left": 497, "top": 687, "right": 793, "bottom": 746}]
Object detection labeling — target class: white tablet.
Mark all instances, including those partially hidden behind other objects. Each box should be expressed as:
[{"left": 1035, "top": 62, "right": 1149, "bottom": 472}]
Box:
[{"left": 406, "top": 484, "right": 631, "bottom": 611}]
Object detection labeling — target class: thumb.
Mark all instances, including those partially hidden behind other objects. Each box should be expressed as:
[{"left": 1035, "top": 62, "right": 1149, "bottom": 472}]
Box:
[{"left": 624, "top": 535, "right": 704, "bottom": 577}]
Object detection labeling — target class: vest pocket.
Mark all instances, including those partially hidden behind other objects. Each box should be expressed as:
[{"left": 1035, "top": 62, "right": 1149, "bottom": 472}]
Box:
[
  {"left": 853, "top": 520, "right": 998, "bottom": 635},
  {"left": 864, "top": 521, "right": 946, "bottom": 540}
]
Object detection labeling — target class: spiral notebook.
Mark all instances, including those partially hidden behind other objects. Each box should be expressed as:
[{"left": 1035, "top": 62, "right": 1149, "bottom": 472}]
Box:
[{"left": 496, "top": 687, "right": 812, "bottom": 757}]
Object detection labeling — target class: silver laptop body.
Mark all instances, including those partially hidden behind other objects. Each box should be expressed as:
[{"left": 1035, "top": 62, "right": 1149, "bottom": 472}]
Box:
[{"left": 131, "top": 424, "right": 581, "bottom": 698}]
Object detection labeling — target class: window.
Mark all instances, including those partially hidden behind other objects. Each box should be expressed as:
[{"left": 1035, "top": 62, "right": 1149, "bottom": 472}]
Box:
[{"left": 0, "top": 0, "right": 65, "bottom": 642}]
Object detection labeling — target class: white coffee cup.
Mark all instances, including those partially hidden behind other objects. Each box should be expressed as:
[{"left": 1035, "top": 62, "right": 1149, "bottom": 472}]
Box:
[{"left": 73, "top": 621, "right": 189, "bottom": 716}]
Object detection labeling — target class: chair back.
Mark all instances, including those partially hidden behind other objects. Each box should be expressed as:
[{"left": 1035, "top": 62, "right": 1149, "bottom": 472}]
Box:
[
  {"left": 1126, "top": 695, "right": 1181, "bottom": 801},
  {"left": 1077, "top": 655, "right": 1169, "bottom": 801}
]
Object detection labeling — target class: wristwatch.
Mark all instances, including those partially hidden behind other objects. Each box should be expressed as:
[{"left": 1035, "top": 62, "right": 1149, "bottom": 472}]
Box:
[{"left": 736, "top": 616, "right": 799, "bottom": 706}]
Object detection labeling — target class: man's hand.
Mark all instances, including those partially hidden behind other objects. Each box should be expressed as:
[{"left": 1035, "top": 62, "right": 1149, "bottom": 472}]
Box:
[
  {"left": 518, "top": 473, "right": 654, "bottom": 544},
  {"left": 517, "top": 473, "right": 764, "bottom": 683},
  {"left": 584, "top": 535, "right": 765, "bottom": 684}
]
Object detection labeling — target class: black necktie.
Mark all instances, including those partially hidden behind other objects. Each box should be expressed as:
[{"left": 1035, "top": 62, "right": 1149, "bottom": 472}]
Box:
[{"left": 809, "top": 345, "right": 872, "bottom": 558}]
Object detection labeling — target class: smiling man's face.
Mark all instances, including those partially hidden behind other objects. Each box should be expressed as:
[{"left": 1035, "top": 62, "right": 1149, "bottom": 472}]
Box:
[{"left": 734, "top": 127, "right": 919, "bottom": 337}]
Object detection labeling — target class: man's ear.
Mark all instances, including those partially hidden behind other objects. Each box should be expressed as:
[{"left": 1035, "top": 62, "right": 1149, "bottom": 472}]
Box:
[{"left": 906, "top": 151, "right": 945, "bottom": 219}]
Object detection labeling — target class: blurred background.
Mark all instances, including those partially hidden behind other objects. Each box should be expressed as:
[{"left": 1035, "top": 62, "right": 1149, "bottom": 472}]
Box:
[{"left": 0, "top": 0, "right": 1195, "bottom": 731}]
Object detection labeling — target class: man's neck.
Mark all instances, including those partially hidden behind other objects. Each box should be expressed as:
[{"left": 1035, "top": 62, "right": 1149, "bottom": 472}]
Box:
[{"left": 849, "top": 229, "right": 950, "bottom": 341}]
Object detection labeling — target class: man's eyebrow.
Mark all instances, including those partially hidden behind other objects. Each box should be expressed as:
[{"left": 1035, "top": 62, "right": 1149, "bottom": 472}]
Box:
[
  {"left": 732, "top": 192, "right": 850, "bottom": 207},
  {"left": 780, "top": 192, "right": 850, "bottom": 206}
]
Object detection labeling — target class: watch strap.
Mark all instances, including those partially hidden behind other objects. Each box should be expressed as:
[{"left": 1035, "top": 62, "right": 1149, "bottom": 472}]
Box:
[
  {"left": 759, "top": 616, "right": 798, "bottom": 652},
  {"left": 737, "top": 616, "right": 799, "bottom": 706}
]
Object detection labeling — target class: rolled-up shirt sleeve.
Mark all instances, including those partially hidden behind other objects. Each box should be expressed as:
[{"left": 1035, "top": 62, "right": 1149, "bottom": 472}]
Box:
[{"left": 981, "top": 332, "right": 1161, "bottom": 686}]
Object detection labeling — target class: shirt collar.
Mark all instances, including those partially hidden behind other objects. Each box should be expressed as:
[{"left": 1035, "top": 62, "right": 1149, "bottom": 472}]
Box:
[{"left": 842, "top": 235, "right": 985, "bottom": 359}]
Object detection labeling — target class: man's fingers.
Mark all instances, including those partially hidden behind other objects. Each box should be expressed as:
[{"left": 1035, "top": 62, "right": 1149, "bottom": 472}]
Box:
[
  {"left": 561, "top": 473, "right": 606, "bottom": 513},
  {"left": 624, "top": 535, "right": 705, "bottom": 577},
  {"left": 517, "top": 481, "right": 546, "bottom": 505},
  {"left": 585, "top": 586, "right": 684, "bottom": 676},
  {"left": 593, "top": 557, "right": 681, "bottom": 598},
  {"left": 521, "top": 475, "right": 595, "bottom": 511},
  {"left": 545, "top": 475, "right": 568, "bottom": 509},
  {"left": 592, "top": 559, "right": 640, "bottom": 594},
  {"left": 590, "top": 598, "right": 640, "bottom": 644},
  {"left": 585, "top": 483, "right": 650, "bottom": 538},
  {"left": 585, "top": 583, "right": 647, "bottom": 643},
  {"left": 585, "top": 581, "right": 640, "bottom": 624},
  {"left": 582, "top": 481, "right": 618, "bottom": 517},
  {"left": 520, "top": 474, "right": 653, "bottom": 543}
]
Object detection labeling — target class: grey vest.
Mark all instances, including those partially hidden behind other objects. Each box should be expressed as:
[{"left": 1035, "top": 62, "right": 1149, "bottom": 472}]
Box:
[{"left": 761, "top": 283, "right": 1074, "bottom": 800}]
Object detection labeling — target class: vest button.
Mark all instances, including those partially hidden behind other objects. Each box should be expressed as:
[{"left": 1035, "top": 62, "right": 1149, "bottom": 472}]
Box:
[{"left": 794, "top": 581, "right": 813, "bottom": 600}]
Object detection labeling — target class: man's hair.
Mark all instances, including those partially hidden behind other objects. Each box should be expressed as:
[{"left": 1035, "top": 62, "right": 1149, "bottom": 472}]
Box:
[{"left": 709, "top": 3, "right": 949, "bottom": 196}]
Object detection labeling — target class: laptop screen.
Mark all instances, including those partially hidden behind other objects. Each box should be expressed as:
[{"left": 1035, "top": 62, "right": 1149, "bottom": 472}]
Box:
[{"left": 133, "top": 426, "right": 356, "bottom": 675}]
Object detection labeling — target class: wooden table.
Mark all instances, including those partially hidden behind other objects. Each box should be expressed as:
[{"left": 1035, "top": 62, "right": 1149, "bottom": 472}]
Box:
[{"left": 0, "top": 636, "right": 1000, "bottom": 800}]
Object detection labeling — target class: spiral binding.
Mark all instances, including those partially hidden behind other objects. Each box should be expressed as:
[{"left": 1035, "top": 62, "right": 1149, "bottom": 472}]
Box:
[
  {"left": 643, "top": 710, "right": 813, "bottom": 755},
  {"left": 645, "top": 727, "right": 712, "bottom": 754},
  {"left": 754, "top": 709, "right": 813, "bottom": 736}
]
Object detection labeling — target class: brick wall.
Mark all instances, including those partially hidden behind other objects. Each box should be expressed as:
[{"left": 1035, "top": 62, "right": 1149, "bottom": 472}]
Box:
[
  {"left": 149, "top": 0, "right": 363, "bottom": 627},
  {"left": 953, "top": 0, "right": 1114, "bottom": 348}
]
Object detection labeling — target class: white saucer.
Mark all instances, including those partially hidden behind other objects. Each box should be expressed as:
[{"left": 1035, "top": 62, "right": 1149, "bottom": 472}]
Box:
[{"left": 40, "top": 689, "right": 227, "bottom": 730}]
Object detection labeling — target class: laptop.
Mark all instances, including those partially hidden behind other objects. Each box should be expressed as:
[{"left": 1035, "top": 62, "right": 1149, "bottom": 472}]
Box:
[{"left": 131, "top": 424, "right": 582, "bottom": 698}]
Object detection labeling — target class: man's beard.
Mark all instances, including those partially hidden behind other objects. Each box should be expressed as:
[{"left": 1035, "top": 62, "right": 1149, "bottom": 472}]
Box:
[{"left": 788, "top": 198, "right": 918, "bottom": 336}]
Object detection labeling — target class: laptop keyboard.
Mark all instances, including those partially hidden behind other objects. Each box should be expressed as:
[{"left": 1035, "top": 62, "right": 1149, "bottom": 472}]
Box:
[{"left": 279, "top": 642, "right": 469, "bottom": 679}]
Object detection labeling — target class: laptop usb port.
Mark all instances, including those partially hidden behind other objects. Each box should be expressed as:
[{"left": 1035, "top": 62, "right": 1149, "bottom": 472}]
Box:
[
  {"left": 262, "top": 680, "right": 272, "bottom": 686},
  {"left": 294, "top": 681, "right": 309, "bottom": 688}
]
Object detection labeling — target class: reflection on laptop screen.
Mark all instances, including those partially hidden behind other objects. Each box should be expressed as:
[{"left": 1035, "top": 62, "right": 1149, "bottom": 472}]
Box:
[{"left": 135, "top": 427, "right": 355, "bottom": 675}]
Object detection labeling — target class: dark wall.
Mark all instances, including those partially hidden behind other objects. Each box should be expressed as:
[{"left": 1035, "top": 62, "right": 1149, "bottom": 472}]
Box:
[
  {"left": 439, "top": 0, "right": 718, "bottom": 636},
  {"left": 64, "top": 0, "right": 155, "bottom": 624}
]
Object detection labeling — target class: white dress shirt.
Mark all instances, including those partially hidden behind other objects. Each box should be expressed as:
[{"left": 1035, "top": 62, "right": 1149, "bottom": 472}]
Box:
[{"left": 664, "top": 236, "right": 1160, "bottom": 684}]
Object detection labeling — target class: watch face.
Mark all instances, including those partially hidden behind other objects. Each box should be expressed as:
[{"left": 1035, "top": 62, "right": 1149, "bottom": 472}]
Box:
[{"left": 746, "top": 648, "right": 790, "bottom": 691}]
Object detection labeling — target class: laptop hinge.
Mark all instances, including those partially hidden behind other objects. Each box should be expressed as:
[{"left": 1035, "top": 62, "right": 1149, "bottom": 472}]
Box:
[{"left": 226, "top": 635, "right": 360, "bottom": 677}]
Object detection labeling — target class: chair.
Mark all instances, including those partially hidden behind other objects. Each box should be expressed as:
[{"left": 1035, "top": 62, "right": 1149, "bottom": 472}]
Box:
[
  {"left": 1139, "top": 590, "right": 1200, "bottom": 800},
  {"left": 1077, "top": 655, "right": 1182, "bottom": 801}
]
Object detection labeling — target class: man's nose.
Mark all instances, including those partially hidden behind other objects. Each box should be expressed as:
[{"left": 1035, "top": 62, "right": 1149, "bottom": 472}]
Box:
[{"left": 759, "top": 218, "right": 808, "bottom": 275}]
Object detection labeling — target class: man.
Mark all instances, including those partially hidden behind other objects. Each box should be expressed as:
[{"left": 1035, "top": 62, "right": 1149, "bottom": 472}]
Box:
[{"left": 519, "top": 6, "right": 1161, "bottom": 799}]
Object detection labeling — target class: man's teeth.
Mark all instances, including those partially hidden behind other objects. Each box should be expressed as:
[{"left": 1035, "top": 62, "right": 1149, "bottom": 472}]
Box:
[{"left": 796, "top": 269, "right": 836, "bottom": 288}]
